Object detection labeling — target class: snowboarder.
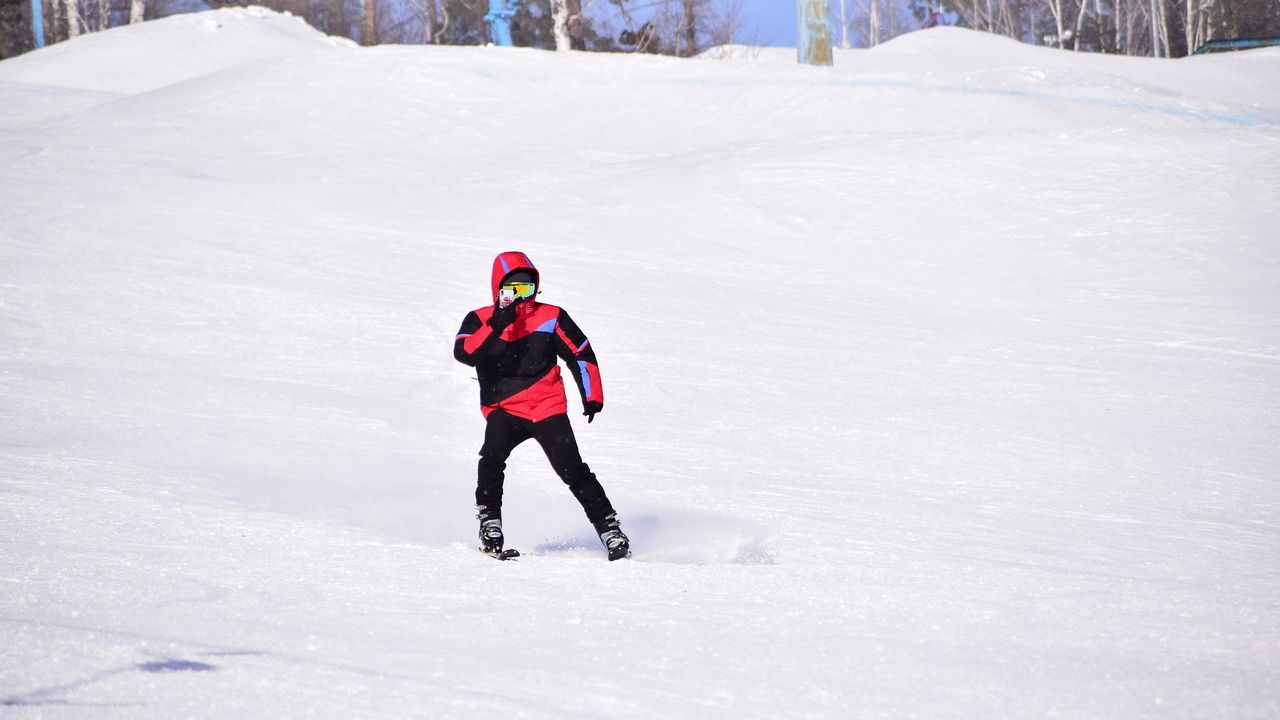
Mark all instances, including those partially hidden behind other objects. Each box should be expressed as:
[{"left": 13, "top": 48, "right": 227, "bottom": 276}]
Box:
[{"left": 453, "top": 251, "right": 630, "bottom": 561}]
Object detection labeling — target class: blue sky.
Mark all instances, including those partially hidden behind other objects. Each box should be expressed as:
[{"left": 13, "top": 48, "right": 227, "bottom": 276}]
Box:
[{"left": 734, "top": 0, "right": 797, "bottom": 46}]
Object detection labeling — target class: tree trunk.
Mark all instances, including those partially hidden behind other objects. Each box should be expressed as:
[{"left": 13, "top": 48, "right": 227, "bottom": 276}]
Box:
[
  {"left": 1048, "top": 0, "right": 1067, "bottom": 46},
  {"left": 999, "top": 0, "right": 1017, "bottom": 38},
  {"left": 1072, "top": 0, "right": 1089, "bottom": 49},
  {"left": 1157, "top": 0, "right": 1171, "bottom": 55},
  {"left": 1185, "top": 0, "right": 1195, "bottom": 51},
  {"left": 64, "top": 0, "right": 81, "bottom": 38},
  {"left": 362, "top": 0, "right": 376, "bottom": 45},
  {"left": 869, "top": 0, "right": 879, "bottom": 46},
  {"left": 1123, "top": 0, "right": 1141, "bottom": 53},
  {"left": 130, "top": 0, "right": 143, "bottom": 24},
  {"left": 567, "top": 0, "right": 583, "bottom": 50},
  {"left": 551, "top": 0, "right": 570, "bottom": 50},
  {"left": 1187, "top": 0, "right": 1211, "bottom": 52},
  {"left": 1121, "top": 0, "right": 1140, "bottom": 54},
  {"left": 682, "top": 0, "right": 697, "bottom": 57},
  {"left": 1097, "top": 0, "right": 1114, "bottom": 52},
  {"left": 1148, "top": 0, "right": 1161, "bottom": 55}
]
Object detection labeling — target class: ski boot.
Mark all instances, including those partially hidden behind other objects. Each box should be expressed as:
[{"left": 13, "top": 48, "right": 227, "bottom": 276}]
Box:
[
  {"left": 478, "top": 518, "right": 504, "bottom": 555},
  {"left": 601, "top": 529, "right": 630, "bottom": 561},
  {"left": 595, "top": 513, "right": 631, "bottom": 561}
]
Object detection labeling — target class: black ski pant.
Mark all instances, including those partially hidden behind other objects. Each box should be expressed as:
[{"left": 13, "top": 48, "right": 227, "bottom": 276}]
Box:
[{"left": 476, "top": 410, "right": 616, "bottom": 533}]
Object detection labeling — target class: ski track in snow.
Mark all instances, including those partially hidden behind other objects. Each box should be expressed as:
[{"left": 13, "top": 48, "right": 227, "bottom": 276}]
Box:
[{"left": 2, "top": 9, "right": 1279, "bottom": 719}]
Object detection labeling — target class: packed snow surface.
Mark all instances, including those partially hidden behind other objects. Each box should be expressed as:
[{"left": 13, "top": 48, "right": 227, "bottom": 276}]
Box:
[{"left": 2, "top": 8, "right": 1279, "bottom": 718}]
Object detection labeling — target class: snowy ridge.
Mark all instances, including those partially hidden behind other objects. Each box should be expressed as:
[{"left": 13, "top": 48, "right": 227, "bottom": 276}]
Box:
[
  {"left": 0, "top": 8, "right": 348, "bottom": 94},
  {"left": 2, "top": 9, "right": 1279, "bottom": 718}
]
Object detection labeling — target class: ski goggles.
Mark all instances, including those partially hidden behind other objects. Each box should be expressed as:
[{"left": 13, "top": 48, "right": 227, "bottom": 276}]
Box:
[{"left": 500, "top": 281, "right": 537, "bottom": 300}]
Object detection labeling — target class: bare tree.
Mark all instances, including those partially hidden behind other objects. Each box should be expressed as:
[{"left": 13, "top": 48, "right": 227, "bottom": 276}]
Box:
[
  {"left": 850, "top": 0, "right": 881, "bottom": 45},
  {"left": 1039, "top": 0, "right": 1070, "bottom": 46},
  {"left": 404, "top": 0, "right": 442, "bottom": 43},
  {"left": 680, "top": 0, "right": 697, "bottom": 53},
  {"left": 638, "top": 0, "right": 710, "bottom": 56},
  {"left": 63, "top": 0, "right": 83, "bottom": 39},
  {"left": 568, "top": 0, "right": 585, "bottom": 49},
  {"left": 1149, "top": 0, "right": 1163, "bottom": 54},
  {"left": 544, "top": 0, "right": 590, "bottom": 50},
  {"left": 1071, "top": 0, "right": 1090, "bottom": 48},
  {"left": 1184, "top": 0, "right": 1213, "bottom": 52},
  {"left": 702, "top": 0, "right": 762, "bottom": 57},
  {"left": 837, "top": 0, "right": 851, "bottom": 47},
  {"left": 842, "top": 0, "right": 925, "bottom": 48},
  {"left": 426, "top": 0, "right": 439, "bottom": 42},
  {"left": 363, "top": 0, "right": 377, "bottom": 44},
  {"left": 551, "top": 0, "right": 570, "bottom": 48},
  {"left": 1114, "top": 0, "right": 1149, "bottom": 53},
  {"left": 1092, "top": 0, "right": 1115, "bottom": 52}
]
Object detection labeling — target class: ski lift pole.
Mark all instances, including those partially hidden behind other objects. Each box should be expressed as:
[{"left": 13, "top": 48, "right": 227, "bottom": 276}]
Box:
[
  {"left": 486, "top": 0, "right": 519, "bottom": 46},
  {"left": 30, "top": 0, "right": 46, "bottom": 49},
  {"left": 797, "top": 0, "right": 833, "bottom": 66}
]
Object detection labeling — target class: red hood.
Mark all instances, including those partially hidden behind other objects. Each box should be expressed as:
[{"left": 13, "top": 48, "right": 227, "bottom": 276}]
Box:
[{"left": 490, "top": 251, "right": 540, "bottom": 300}]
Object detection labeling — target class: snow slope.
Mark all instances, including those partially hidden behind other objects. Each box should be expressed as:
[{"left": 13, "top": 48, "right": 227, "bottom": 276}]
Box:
[{"left": 2, "top": 10, "right": 1278, "bottom": 718}]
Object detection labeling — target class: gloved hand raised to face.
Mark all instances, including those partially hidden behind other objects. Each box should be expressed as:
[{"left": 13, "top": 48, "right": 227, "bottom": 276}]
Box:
[{"left": 488, "top": 300, "right": 519, "bottom": 332}]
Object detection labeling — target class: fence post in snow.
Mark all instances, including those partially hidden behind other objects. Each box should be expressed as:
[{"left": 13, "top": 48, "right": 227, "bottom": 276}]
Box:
[{"left": 797, "top": 0, "right": 833, "bottom": 66}]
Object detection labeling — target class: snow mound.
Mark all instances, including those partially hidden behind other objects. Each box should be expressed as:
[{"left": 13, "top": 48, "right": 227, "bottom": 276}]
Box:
[
  {"left": 703, "top": 27, "right": 1280, "bottom": 113},
  {"left": 852, "top": 27, "right": 1280, "bottom": 111},
  {"left": 0, "top": 7, "right": 349, "bottom": 95}
]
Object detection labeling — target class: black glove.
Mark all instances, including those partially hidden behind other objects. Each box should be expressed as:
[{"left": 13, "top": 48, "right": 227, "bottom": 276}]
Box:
[
  {"left": 583, "top": 401, "right": 603, "bottom": 423},
  {"left": 488, "top": 302, "right": 518, "bottom": 332}
]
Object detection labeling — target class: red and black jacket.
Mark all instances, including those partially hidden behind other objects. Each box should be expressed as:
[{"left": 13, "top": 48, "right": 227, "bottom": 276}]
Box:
[{"left": 454, "top": 252, "right": 604, "bottom": 422}]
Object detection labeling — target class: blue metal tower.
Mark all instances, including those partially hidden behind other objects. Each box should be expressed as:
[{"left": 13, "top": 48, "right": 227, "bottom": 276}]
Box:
[
  {"left": 797, "top": 0, "right": 832, "bottom": 66},
  {"left": 31, "top": 0, "right": 46, "bottom": 49},
  {"left": 486, "top": 0, "right": 520, "bottom": 47}
]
